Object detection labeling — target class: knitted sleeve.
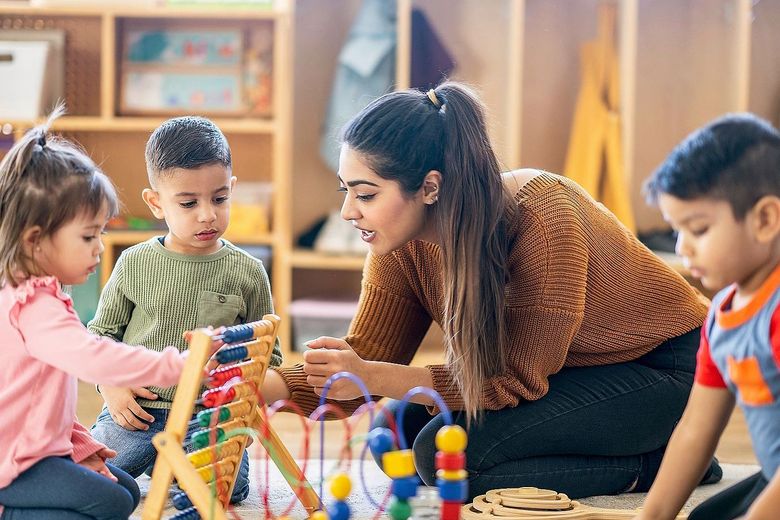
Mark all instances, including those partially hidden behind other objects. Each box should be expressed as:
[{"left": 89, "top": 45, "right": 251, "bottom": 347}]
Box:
[
  {"left": 277, "top": 251, "right": 432, "bottom": 416},
  {"left": 87, "top": 252, "right": 134, "bottom": 341}
]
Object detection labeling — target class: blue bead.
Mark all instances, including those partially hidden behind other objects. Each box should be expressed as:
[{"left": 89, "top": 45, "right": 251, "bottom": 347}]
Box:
[
  {"left": 172, "top": 492, "right": 192, "bottom": 510},
  {"left": 367, "top": 427, "right": 395, "bottom": 455},
  {"left": 215, "top": 345, "right": 248, "bottom": 363},
  {"left": 170, "top": 506, "right": 201, "bottom": 520},
  {"left": 222, "top": 324, "right": 254, "bottom": 344},
  {"left": 436, "top": 478, "right": 468, "bottom": 502},
  {"left": 327, "top": 500, "right": 351, "bottom": 520},
  {"left": 391, "top": 476, "right": 419, "bottom": 499}
]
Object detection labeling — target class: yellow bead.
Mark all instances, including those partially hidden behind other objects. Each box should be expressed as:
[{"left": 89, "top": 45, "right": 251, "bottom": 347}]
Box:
[
  {"left": 329, "top": 473, "right": 352, "bottom": 501},
  {"left": 435, "top": 425, "right": 467, "bottom": 453},
  {"left": 436, "top": 468, "right": 468, "bottom": 481},
  {"left": 310, "top": 511, "right": 329, "bottom": 520},
  {"left": 382, "top": 449, "right": 416, "bottom": 479}
]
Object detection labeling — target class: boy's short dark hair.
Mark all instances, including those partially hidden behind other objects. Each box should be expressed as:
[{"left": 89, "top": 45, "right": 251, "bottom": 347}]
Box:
[
  {"left": 145, "top": 116, "right": 231, "bottom": 185},
  {"left": 644, "top": 113, "right": 780, "bottom": 219}
]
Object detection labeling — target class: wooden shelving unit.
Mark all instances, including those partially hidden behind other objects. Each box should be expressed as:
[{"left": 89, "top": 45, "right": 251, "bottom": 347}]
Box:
[
  {"left": 3, "top": 0, "right": 778, "bottom": 357},
  {"left": 0, "top": 1, "right": 297, "bottom": 354}
]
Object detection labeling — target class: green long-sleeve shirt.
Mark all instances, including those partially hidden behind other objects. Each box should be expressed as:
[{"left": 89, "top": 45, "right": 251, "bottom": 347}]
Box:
[{"left": 88, "top": 237, "right": 282, "bottom": 408}]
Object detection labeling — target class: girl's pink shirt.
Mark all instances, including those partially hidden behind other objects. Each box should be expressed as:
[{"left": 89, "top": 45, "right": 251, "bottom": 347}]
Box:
[{"left": 0, "top": 276, "right": 186, "bottom": 491}]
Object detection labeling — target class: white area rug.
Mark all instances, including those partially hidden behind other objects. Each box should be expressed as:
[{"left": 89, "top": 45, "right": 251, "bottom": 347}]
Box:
[{"left": 132, "top": 460, "right": 759, "bottom": 519}]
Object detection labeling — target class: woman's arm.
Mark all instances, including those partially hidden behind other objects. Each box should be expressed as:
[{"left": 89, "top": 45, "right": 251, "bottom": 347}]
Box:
[{"left": 301, "top": 336, "right": 434, "bottom": 403}]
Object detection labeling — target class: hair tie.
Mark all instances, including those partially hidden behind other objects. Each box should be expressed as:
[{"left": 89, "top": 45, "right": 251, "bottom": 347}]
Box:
[
  {"left": 426, "top": 89, "right": 442, "bottom": 109},
  {"left": 36, "top": 133, "right": 46, "bottom": 147}
]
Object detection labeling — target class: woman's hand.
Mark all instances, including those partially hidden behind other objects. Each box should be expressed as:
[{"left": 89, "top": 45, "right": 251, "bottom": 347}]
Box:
[
  {"left": 78, "top": 447, "right": 118, "bottom": 482},
  {"left": 303, "top": 337, "right": 372, "bottom": 400}
]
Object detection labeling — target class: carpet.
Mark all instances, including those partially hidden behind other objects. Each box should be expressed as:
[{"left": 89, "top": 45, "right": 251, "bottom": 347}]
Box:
[{"left": 132, "top": 460, "right": 760, "bottom": 519}]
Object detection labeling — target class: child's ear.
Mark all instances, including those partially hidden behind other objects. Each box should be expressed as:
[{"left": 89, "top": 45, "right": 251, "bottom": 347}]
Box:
[
  {"left": 21, "top": 226, "right": 42, "bottom": 255},
  {"left": 230, "top": 176, "right": 237, "bottom": 191},
  {"left": 751, "top": 195, "right": 780, "bottom": 243},
  {"left": 142, "top": 188, "right": 165, "bottom": 220}
]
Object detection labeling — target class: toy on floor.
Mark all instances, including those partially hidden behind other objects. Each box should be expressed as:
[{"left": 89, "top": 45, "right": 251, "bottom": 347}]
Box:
[
  {"left": 316, "top": 376, "right": 468, "bottom": 520},
  {"left": 460, "top": 487, "right": 688, "bottom": 519},
  {"left": 141, "top": 315, "right": 320, "bottom": 520}
]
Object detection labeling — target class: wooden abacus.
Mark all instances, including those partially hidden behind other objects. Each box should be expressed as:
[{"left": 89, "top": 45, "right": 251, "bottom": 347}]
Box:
[
  {"left": 461, "top": 487, "right": 688, "bottom": 519},
  {"left": 142, "top": 315, "right": 320, "bottom": 520}
]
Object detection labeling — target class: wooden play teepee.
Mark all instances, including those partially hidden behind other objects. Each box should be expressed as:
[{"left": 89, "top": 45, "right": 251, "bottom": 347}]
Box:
[{"left": 564, "top": 2, "right": 635, "bottom": 233}]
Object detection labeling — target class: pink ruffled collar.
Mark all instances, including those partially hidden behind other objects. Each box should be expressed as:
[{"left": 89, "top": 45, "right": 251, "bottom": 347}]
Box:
[{"left": 13, "top": 276, "right": 72, "bottom": 309}]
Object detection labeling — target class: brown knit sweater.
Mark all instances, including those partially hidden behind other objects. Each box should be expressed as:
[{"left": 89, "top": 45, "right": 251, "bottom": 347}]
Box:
[{"left": 278, "top": 172, "right": 708, "bottom": 414}]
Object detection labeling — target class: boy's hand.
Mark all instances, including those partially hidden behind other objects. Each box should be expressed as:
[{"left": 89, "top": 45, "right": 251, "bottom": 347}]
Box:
[
  {"left": 100, "top": 385, "right": 158, "bottom": 431},
  {"left": 78, "top": 448, "right": 118, "bottom": 482}
]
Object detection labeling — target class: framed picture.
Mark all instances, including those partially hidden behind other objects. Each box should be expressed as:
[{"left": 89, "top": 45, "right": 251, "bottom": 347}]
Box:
[{"left": 118, "top": 25, "right": 271, "bottom": 116}]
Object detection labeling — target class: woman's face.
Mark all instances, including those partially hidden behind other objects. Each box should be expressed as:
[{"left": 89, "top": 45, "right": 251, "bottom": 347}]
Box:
[{"left": 338, "top": 146, "right": 432, "bottom": 256}]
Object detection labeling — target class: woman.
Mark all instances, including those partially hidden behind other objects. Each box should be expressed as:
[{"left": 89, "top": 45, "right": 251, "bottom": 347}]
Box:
[{"left": 263, "top": 82, "right": 720, "bottom": 499}]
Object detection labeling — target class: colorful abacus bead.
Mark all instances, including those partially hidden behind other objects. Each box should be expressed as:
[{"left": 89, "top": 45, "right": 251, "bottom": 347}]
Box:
[
  {"left": 434, "top": 425, "right": 468, "bottom": 520},
  {"left": 172, "top": 492, "right": 192, "bottom": 510},
  {"left": 170, "top": 506, "right": 201, "bottom": 520},
  {"left": 310, "top": 510, "right": 329, "bottom": 520}
]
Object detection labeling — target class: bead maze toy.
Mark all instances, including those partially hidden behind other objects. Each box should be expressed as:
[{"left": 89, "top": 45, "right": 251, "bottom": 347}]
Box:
[{"left": 141, "top": 315, "right": 320, "bottom": 520}]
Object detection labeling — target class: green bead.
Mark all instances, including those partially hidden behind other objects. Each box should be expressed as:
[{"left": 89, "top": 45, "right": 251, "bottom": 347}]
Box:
[
  {"left": 192, "top": 427, "right": 225, "bottom": 449},
  {"left": 388, "top": 497, "right": 412, "bottom": 520},
  {"left": 198, "top": 406, "right": 232, "bottom": 427}
]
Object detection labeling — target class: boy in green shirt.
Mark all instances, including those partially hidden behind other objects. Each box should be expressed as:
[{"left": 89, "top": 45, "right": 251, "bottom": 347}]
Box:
[{"left": 89, "top": 116, "right": 281, "bottom": 503}]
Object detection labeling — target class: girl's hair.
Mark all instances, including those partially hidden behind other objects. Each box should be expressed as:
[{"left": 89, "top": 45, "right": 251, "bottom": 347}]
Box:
[
  {"left": 0, "top": 106, "right": 119, "bottom": 287},
  {"left": 342, "top": 82, "right": 511, "bottom": 423}
]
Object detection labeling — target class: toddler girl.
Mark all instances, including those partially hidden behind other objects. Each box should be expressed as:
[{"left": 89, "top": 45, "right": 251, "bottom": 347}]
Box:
[{"left": 0, "top": 110, "right": 197, "bottom": 520}]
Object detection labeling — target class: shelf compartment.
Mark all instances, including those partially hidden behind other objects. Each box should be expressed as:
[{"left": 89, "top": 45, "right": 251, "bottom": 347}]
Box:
[{"left": 290, "top": 249, "right": 367, "bottom": 271}]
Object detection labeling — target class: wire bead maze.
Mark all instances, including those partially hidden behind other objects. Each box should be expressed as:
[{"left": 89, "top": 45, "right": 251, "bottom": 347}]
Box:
[
  {"left": 288, "top": 372, "right": 469, "bottom": 520},
  {"left": 141, "top": 315, "right": 319, "bottom": 520}
]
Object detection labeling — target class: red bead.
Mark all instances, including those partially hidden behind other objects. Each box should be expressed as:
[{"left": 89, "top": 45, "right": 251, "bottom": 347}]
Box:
[
  {"left": 209, "top": 366, "right": 243, "bottom": 387},
  {"left": 440, "top": 500, "right": 461, "bottom": 520},
  {"left": 202, "top": 387, "right": 236, "bottom": 408},
  {"left": 435, "top": 451, "right": 465, "bottom": 471}
]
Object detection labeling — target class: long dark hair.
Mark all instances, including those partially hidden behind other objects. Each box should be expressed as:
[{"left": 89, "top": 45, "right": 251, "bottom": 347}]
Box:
[
  {"left": 0, "top": 106, "right": 118, "bottom": 286},
  {"left": 342, "top": 82, "right": 511, "bottom": 422}
]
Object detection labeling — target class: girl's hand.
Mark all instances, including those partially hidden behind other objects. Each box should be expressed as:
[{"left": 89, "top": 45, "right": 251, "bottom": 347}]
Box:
[
  {"left": 79, "top": 448, "right": 118, "bottom": 482},
  {"left": 303, "top": 337, "right": 371, "bottom": 400}
]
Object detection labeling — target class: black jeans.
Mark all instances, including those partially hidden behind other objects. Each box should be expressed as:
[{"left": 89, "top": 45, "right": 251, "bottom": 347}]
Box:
[
  {"left": 371, "top": 328, "right": 700, "bottom": 500},
  {"left": 689, "top": 472, "right": 767, "bottom": 520}
]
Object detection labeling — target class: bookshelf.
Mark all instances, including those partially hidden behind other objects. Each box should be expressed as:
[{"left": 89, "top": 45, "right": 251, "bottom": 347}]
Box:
[{"left": 0, "top": 1, "right": 297, "bottom": 354}]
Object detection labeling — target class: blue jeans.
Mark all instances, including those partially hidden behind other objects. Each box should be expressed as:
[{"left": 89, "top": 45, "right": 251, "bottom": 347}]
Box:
[
  {"left": 0, "top": 456, "right": 139, "bottom": 520},
  {"left": 90, "top": 407, "right": 250, "bottom": 503},
  {"left": 371, "top": 328, "right": 704, "bottom": 499}
]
